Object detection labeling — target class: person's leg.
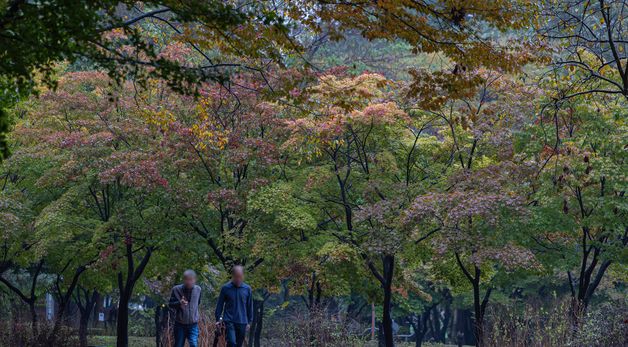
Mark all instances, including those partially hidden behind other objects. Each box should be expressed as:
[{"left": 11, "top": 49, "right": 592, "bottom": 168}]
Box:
[
  {"left": 173, "top": 322, "right": 186, "bottom": 347},
  {"left": 225, "top": 322, "right": 238, "bottom": 347},
  {"left": 235, "top": 323, "right": 247, "bottom": 347},
  {"left": 187, "top": 323, "right": 199, "bottom": 347}
]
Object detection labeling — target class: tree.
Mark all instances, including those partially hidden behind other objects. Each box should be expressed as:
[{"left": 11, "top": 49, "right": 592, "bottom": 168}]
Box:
[
  {"left": 1, "top": 140, "right": 98, "bottom": 345},
  {"left": 24, "top": 173, "right": 118, "bottom": 344},
  {"left": 404, "top": 70, "right": 541, "bottom": 346},
  {"left": 526, "top": 93, "right": 626, "bottom": 323},
  {"left": 0, "top": 138, "right": 50, "bottom": 331},
  {"left": 310, "top": 1, "right": 533, "bottom": 64},
  {"left": 539, "top": 0, "right": 628, "bottom": 99},
  {"left": 407, "top": 164, "right": 538, "bottom": 346},
  {"left": 0, "top": 0, "right": 298, "bottom": 160},
  {"left": 153, "top": 74, "right": 289, "bottom": 345},
  {"left": 74, "top": 285, "right": 100, "bottom": 347},
  {"left": 6, "top": 69, "right": 185, "bottom": 346},
  {"left": 247, "top": 179, "right": 370, "bottom": 310},
  {"left": 283, "top": 71, "right": 446, "bottom": 346}
]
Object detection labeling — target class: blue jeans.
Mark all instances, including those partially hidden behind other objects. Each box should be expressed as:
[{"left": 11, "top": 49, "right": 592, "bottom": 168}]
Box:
[
  {"left": 174, "top": 322, "right": 198, "bottom": 347},
  {"left": 225, "top": 321, "right": 247, "bottom": 347}
]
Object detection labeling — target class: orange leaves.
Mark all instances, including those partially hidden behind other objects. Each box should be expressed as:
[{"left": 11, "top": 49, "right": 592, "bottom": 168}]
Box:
[
  {"left": 391, "top": 285, "right": 409, "bottom": 298},
  {"left": 406, "top": 68, "right": 483, "bottom": 111},
  {"left": 176, "top": 7, "right": 297, "bottom": 67},
  {"left": 313, "top": 0, "right": 535, "bottom": 72},
  {"left": 284, "top": 72, "right": 407, "bottom": 158},
  {"left": 311, "top": 72, "right": 391, "bottom": 109}
]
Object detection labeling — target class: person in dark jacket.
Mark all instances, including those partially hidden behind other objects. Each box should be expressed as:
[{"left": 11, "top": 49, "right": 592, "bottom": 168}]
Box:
[
  {"left": 215, "top": 265, "right": 253, "bottom": 347},
  {"left": 169, "top": 270, "right": 202, "bottom": 347}
]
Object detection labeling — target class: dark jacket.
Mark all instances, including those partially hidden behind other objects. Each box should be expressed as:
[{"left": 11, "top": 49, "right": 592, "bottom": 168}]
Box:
[
  {"left": 169, "top": 284, "right": 201, "bottom": 324},
  {"left": 214, "top": 281, "right": 253, "bottom": 324}
]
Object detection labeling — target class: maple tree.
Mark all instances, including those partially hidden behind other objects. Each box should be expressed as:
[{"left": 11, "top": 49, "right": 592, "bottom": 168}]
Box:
[
  {"left": 141, "top": 66, "right": 297, "bottom": 346},
  {"left": 539, "top": 0, "right": 628, "bottom": 99},
  {"left": 403, "top": 70, "right": 542, "bottom": 346},
  {"left": 524, "top": 90, "right": 626, "bottom": 323},
  {"left": 0, "top": 0, "right": 300, "bottom": 161},
  {"left": 3, "top": 70, "right": 185, "bottom": 347},
  {"left": 0, "top": 178, "right": 41, "bottom": 329},
  {"left": 281, "top": 70, "right": 447, "bottom": 346},
  {"left": 0, "top": 2, "right": 627, "bottom": 347}
]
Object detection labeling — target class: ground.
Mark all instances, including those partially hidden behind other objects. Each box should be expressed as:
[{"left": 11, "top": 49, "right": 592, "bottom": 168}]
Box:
[
  {"left": 88, "top": 336, "right": 461, "bottom": 347},
  {"left": 88, "top": 336, "right": 154, "bottom": 347}
]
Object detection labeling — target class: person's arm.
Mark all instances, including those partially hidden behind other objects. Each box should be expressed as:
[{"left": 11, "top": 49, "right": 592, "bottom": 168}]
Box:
[
  {"left": 247, "top": 287, "right": 254, "bottom": 324},
  {"left": 214, "top": 286, "right": 225, "bottom": 321},
  {"left": 168, "top": 287, "right": 181, "bottom": 309}
]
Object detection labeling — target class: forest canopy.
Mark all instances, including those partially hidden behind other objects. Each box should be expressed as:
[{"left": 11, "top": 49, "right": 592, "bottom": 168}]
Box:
[{"left": 0, "top": 1, "right": 626, "bottom": 347}]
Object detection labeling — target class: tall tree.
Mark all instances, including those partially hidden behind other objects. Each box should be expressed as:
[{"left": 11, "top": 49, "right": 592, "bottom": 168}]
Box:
[
  {"left": 0, "top": 0, "right": 298, "bottom": 160},
  {"left": 6, "top": 69, "right": 184, "bottom": 346},
  {"left": 74, "top": 285, "right": 100, "bottom": 347},
  {"left": 152, "top": 73, "right": 290, "bottom": 345},
  {"left": 540, "top": 0, "right": 628, "bottom": 99},
  {"left": 526, "top": 93, "right": 626, "bottom": 323},
  {"left": 405, "top": 69, "right": 540, "bottom": 346},
  {"left": 284, "top": 71, "right": 446, "bottom": 346}
]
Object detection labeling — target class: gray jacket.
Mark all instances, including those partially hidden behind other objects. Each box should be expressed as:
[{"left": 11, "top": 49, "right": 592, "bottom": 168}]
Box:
[{"left": 168, "top": 284, "right": 201, "bottom": 324}]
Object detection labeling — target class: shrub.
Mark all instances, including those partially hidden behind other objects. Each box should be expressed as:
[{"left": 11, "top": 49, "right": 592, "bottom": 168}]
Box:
[
  {"left": 485, "top": 298, "right": 628, "bottom": 347},
  {"left": 0, "top": 320, "right": 78, "bottom": 347},
  {"left": 160, "top": 312, "right": 226, "bottom": 347},
  {"left": 268, "top": 307, "right": 363, "bottom": 347}
]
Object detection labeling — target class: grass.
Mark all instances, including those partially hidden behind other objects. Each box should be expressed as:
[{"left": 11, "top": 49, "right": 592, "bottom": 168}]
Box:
[
  {"left": 366, "top": 343, "right": 461, "bottom": 347},
  {"left": 88, "top": 335, "right": 462, "bottom": 347},
  {"left": 88, "top": 336, "right": 153, "bottom": 347}
]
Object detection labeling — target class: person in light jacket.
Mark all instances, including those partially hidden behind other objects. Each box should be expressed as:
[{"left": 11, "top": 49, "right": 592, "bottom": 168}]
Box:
[
  {"left": 169, "top": 270, "right": 202, "bottom": 347},
  {"left": 215, "top": 265, "right": 253, "bottom": 347}
]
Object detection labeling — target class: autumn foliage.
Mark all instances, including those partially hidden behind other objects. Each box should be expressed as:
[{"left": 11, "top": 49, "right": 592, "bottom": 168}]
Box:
[{"left": 0, "top": 2, "right": 627, "bottom": 347}]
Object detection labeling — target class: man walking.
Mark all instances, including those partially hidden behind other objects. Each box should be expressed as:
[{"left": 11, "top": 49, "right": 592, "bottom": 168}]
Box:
[
  {"left": 169, "top": 270, "right": 202, "bottom": 347},
  {"left": 215, "top": 265, "right": 254, "bottom": 347}
]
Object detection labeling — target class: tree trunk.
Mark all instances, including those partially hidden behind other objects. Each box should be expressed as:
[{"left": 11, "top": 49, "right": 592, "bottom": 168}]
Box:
[
  {"left": 472, "top": 282, "right": 483, "bottom": 347},
  {"left": 77, "top": 289, "right": 98, "bottom": 347},
  {"left": 50, "top": 265, "right": 87, "bottom": 345},
  {"left": 454, "top": 309, "right": 466, "bottom": 347},
  {"left": 455, "top": 253, "right": 491, "bottom": 347},
  {"left": 305, "top": 272, "right": 323, "bottom": 312},
  {"left": 253, "top": 299, "right": 264, "bottom": 347},
  {"left": 381, "top": 255, "right": 395, "bottom": 347},
  {"left": 248, "top": 290, "right": 268, "bottom": 347},
  {"left": 116, "top": 296, "right": 130, "bottom": 347},
  {"left": 116, "top": 244, "right": 153, "bottom": 347},
  {"left": 79, "top": 315, "right": 89, "bottom": 347},
  {"left": 471, "top": 281, "right": 491, "bottom": 347},
  {"left": 438, "top": 299, "right": 451, "bottom": 343},
  {"left": 28, "top": 299, "right": 38, "bottom": 335},
  {"left": 568, "top": 252, "right": 612, "bottom": 326},
  {"left": 378, "top": 322, "right": 386, "bottom": 347},
  {"left": 413, "top": 311, "right": 429, "bottom": 347},
  {"left": 0, "top": 261, "right": 43, "bottom": 335},
  {"left": 155, "top": 305, "right": 162, "bottom": 347},
  {"left": 412, "top": 301, "right": 435, "bottom": 347},
  {"left": 415, "top": 332, "right": 424, "bottom": 347}
]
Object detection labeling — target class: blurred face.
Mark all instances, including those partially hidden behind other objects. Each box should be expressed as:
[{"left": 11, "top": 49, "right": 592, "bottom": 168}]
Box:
[
  {"left": 232, "top": 267, "right": 244, "bottom": 287},
  {"left": 183, "top": 274, "right": 196, "bottom": 289}
]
